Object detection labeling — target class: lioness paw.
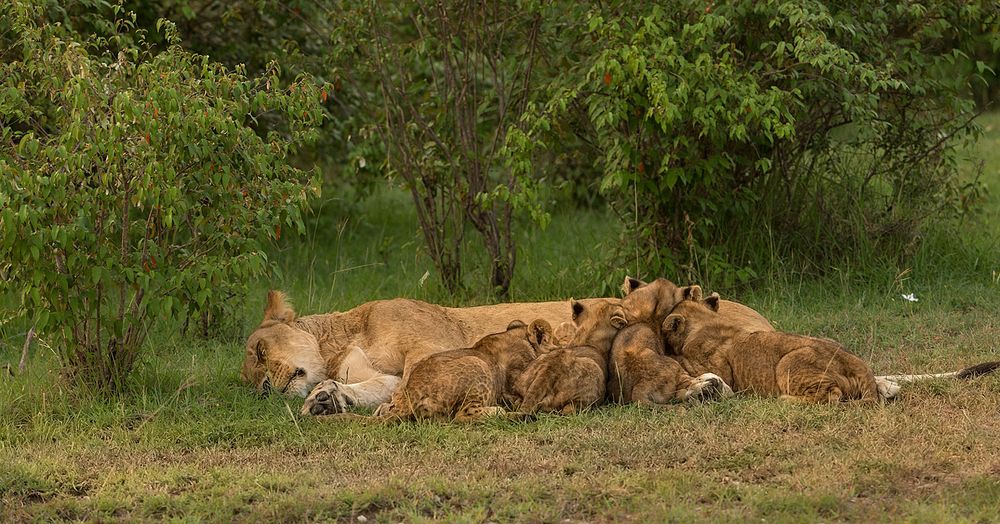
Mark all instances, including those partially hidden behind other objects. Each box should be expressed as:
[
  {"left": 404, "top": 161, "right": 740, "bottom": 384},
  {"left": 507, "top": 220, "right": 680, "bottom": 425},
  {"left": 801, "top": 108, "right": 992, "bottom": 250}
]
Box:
[
  {"left": 875, "top": 377, "right": 901, "bottom": 401},
  {"left": 301, "top": 379, "right": 356, "bottom": 416}
]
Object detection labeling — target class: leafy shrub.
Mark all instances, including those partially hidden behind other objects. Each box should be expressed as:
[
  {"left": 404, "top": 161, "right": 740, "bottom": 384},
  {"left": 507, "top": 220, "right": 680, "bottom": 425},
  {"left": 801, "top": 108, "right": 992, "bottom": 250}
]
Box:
[
  {"left": 528, "top": 0, "right": 999, "bottom": 286},
  {"left": 0, "top": 2, "right": 322, "bottom": 389}
]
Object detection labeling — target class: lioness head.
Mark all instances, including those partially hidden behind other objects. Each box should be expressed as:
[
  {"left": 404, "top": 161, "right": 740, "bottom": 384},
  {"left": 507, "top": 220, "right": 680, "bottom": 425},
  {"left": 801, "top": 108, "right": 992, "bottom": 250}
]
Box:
[
  {"left": 621, "top": 276, "right": 703, "bottom": 325},
  {"left": 661, "top": 289, "right": 720, "bottom": 352},
  {"left": 568, "top": 298, "right": 627, "bottom": 349},
  {"left": 240, "top": 291, "right": 328, "bottom": 397}
]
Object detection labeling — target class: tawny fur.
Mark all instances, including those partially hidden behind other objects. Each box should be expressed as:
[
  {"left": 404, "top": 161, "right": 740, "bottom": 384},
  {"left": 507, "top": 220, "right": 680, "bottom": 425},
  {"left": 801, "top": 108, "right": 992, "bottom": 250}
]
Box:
[
  {"left": 662, "top": 291, "right": 880, "bottom": 403},
  {"left": 621, "top": 276, "right": 773, "bottom": 332},
  {"left": 241, "top": 290, "right": 613, "bottom": 400},
  {"left": 608, "top": 322, "right": 722, "bottom": 406},
  {"left": 513, "top": 299, "right": 626, "bottom": 413},
  {"left": 374, "top": 320, "right": 555, "bottom": 422}
]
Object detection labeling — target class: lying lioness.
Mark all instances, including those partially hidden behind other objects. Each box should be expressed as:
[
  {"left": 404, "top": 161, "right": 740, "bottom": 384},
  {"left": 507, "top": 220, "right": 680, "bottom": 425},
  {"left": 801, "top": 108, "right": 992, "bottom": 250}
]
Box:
[
  {"left": 240, "top": 290, "right": 612, "bottom": 415},
  {"left": 356, "top": 320, "right": 555, "bottom": 422},
  {"left": 513, "top": 299, "right": 625, "bottom": 413},
  {"left": 608, "top": 321, "right": 734, "bottom": 406}
]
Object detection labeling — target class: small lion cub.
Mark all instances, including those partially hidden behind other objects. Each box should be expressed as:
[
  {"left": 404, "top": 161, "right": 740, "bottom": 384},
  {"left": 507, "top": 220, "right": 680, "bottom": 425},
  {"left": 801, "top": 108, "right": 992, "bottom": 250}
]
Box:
[
  {"left": 373, "top": 319, "right": 555, "bottom": 422},
  {"left": 514, "top": 299, "right": 627, "bottom": 414},
  {"left": 608, "top": 321, "right": 733, "bottom": 406},
  {"left": 663, "top": 290, "right": 880, "bottom": 403}
]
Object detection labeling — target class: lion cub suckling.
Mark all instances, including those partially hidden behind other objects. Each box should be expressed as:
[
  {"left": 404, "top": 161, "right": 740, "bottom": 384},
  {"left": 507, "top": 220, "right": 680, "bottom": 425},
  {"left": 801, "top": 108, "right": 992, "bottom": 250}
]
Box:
[
  {"left": 662, "top": 288, "right": 881, "bottom": 404},
  {"left": 608, "top": 321, "right": 734, "bottom": 406},
  {"left": 513, "top": 299, "right": 627, "bottom": 413},
  {"left": 370, "top": 319, "right": 555, "bottom": 422}
]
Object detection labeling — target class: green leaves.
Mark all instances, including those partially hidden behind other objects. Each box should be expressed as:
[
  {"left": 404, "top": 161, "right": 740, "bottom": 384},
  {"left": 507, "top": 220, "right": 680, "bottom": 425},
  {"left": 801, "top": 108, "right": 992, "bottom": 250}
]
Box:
[
  {"left": 0, "top": 0, "right": 322, "bottom": 390},
  {"left": 526, "top": 0, "right": 996, "bottom": 285}
]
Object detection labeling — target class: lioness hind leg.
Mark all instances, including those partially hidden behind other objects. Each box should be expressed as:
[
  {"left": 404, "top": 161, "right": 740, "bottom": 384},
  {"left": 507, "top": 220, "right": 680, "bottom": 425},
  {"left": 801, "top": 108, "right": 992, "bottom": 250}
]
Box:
[{"left": 875, "top": 377, "right": 901, "bottom": 401}]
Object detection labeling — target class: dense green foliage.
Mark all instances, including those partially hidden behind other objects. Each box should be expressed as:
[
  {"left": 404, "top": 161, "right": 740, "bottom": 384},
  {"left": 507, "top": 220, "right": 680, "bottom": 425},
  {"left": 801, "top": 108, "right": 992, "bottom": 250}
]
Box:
[
  {"left": 131, "top": 0, "right": 999, "bottom": 290},
  {"left": 524, "top": 0, "right": 999, "bottom": 285},
  {"left": 0, "top": 1, "right": 323, "bottom": 388}
]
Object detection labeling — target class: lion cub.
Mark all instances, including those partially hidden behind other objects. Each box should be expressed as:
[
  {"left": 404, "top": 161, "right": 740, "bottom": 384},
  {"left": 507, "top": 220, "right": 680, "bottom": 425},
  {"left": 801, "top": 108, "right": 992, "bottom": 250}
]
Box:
[
  {"left": 608, "top": 321, "right": 733, "bottom": 406},
  {"left": 513, "top": 299, "right": 626, "bottom": 413},
  {"left": 373, "top": 320, "right": 554, "bottom": 422},
  {"left": 662, "top": 288, "right": 880, "bottom": 403}
]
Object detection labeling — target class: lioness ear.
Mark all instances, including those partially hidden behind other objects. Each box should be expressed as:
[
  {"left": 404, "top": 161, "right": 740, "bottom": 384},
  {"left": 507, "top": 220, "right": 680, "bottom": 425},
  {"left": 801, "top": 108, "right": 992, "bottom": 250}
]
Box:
[
  {"left": 621, "top": 276, "right": 646, "bottom": 296},
  {"left": 682, "top": 285, "right": 703, "bottom": 302},
  {"left": 571, "top": 300, "right": 584, "bottom": 321},
  {"left": 661, "top": 314, "right": 685, "bottom": 335},
  {"left": 610, "top": 308, "right": 627, "bottom": 329},
  {"left": 264, "top": 290, "right": 296, "bottom": 323},
  {"left": 528, "top": 319, "right": 554, "bottom": 347},
  {"left": 704, "top": 292, "right": 721, "bottom": 312},
  {"left": 507, "top": 319, "right": 527, "bottom": 330}
]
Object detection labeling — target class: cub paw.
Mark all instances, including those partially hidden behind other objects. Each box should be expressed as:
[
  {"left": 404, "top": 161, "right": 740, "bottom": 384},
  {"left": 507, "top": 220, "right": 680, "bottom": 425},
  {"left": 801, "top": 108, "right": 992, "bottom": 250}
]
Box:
[
  {"left": 684, "top": 373, "right": 734, "bottom": 403},
  {"left": 301, "top": 380, "right": 356, "bottom": 416}
]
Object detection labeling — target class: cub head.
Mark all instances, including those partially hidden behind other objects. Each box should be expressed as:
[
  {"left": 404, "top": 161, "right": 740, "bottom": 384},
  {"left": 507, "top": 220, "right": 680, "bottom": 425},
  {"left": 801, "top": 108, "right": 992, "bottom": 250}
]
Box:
[
  {"left": 503, "top": 318, "right": 557, "bottom": 352},
  {"left": 660, "top": 290, "right": 721, "bottom": 353},
  {"left": 241, "top": 290, "right": 328, "bottom": 397},
  {"left": 621, "top": 276, "right": 704, "bottom": 325},
  {"left": 568, "top": 298, "right": 628, "bottom": 350}
]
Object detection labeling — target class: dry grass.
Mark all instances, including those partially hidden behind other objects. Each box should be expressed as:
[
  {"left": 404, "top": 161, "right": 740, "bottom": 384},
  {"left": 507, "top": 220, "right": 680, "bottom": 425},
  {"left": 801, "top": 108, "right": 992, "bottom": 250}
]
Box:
[{"left": 3, "top": 376, "right": 1000, "bottom": 522}]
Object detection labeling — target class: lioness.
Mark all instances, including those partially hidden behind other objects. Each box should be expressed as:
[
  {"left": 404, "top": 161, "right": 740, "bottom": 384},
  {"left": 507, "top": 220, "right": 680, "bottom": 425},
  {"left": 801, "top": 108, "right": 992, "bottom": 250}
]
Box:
[
  {"left": 350, "top": 319, "right": 555, "bottom": 422},
  {"left": 242, "top": 290, "right": 613, "bottom": 414},
  {"left": 608, "top": 321, "right": 734, "bottom": 406},
  {"left": 513, "top": 299, "right": 625, "bottom": 413}
]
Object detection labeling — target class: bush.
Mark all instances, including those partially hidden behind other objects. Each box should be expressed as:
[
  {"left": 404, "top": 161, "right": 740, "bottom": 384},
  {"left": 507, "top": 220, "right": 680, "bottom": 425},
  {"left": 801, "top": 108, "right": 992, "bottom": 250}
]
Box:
[
  {"left": 528, "top": 0, "right": 999, "bottom": 286},
  {"left": 0, "top": 2, "right": 322, "bottom": 389}
]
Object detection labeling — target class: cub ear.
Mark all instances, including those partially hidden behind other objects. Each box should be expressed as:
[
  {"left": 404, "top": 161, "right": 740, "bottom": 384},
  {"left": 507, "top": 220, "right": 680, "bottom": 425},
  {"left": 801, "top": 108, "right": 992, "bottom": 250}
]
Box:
[
  {"left": 507, "top": 319, "right": 527, "bottom": 330},
  {"left": 528, "top": 319, "right": 554, "bottom": 348},
  {"left": 661, "top": 313, "right": 685, "bottom": 335},
  {"left": 571, "top": 300, "right": 584, "bottom": 321},
  {"left": 704, "top": 292, "right": 721, "bottom": 312},
  {"left": 264, "top": 290, "right": 296, "bottom": 323},
  {"left": 681, "top": 285, "right": 703, "bottom": 302},
  {"left": 621, "top": 276, "right": 646, "bottom": 296},
  {"left": 610, "top": 308, "right": 628, "bottom": 329}
]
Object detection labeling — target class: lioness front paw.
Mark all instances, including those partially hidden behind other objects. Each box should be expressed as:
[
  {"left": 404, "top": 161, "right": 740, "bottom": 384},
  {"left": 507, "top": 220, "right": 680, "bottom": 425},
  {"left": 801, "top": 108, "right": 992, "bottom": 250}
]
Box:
[
  {"left": 301, "top": 380, "right": 356, "bottom": 416},
  {"left": 684, "top": 373, "right": 734, "bottom": 403}
]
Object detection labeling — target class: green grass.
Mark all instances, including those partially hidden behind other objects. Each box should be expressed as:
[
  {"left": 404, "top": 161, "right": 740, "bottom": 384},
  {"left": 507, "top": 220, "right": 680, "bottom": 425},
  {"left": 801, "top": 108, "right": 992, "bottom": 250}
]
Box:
[{"left": 3, "top": 115, "right": 1000, "bottom": 521}]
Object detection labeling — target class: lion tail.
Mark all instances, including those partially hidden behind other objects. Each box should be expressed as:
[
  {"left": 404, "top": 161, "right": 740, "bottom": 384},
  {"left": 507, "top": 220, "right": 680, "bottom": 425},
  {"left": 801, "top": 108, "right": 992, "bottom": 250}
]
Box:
[{"left": 876, "top": 360, "right": 1000, "bottom": 383}]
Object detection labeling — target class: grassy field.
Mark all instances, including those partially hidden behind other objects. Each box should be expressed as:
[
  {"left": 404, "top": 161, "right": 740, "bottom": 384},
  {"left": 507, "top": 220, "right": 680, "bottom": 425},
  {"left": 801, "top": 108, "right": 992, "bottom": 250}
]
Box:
[{"left": 2, "top": 114, "right": 1000, "bottom": 522}]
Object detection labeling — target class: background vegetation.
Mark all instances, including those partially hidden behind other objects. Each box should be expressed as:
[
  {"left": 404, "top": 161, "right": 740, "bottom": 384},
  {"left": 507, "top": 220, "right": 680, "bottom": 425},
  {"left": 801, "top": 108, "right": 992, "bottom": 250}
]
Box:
[{"left": 2, "top": 0, "right": 1000, "bottom": 520}]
